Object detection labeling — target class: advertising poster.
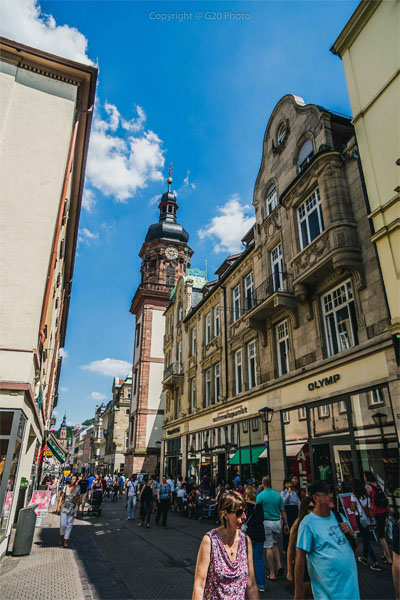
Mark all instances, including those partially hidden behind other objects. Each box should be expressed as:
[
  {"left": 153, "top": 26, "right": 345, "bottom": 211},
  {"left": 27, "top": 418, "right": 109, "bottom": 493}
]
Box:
[
  {"left": 338, "top": 493, "right": 359, "bottom": 533},
  {"left": 31, "top": 490, "right": 51, "bottom": 526}
]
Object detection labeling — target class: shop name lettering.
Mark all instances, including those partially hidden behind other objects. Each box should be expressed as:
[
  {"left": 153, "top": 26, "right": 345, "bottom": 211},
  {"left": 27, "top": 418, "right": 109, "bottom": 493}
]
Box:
[
  {"left": 308, "top": 374, "right": 340, "bottom": 391},
  {"left": 213, "top": 406, "right": 248, "bottom": 422}
]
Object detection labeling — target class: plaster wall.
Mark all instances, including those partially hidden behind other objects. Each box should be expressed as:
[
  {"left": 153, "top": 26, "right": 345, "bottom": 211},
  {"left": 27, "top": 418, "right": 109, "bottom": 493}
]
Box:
[{"left": 150, "top": 309, "right": 165, "bottom": 358}]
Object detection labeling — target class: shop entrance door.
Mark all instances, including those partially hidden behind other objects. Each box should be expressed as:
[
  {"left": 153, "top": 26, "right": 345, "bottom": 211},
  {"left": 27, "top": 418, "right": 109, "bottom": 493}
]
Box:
[{"left": 312, "top": 437, "right": 358, "bottom": 500}]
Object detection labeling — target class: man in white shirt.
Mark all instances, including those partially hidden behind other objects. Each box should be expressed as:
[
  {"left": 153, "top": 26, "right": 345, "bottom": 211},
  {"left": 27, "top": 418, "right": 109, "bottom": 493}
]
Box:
[{"left": 126, "top": 475, "right": 138, "bottom": 520}]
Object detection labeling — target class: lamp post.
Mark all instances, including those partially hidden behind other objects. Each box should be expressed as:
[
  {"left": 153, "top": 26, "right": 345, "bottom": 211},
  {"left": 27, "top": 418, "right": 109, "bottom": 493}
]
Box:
[
  {"left": 258, "top": 407, "right": 274, "bottom": 481},
  {"left": 372, "top": 411, "right": 388, "bottom": 457}
]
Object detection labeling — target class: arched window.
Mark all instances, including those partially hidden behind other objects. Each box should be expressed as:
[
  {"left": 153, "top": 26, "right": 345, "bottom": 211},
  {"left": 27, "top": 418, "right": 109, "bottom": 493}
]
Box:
[
  {"left": 297, "top": 139, "right": 314, "bottom": 172},
  {"left": 277, "top": 122, "right": 287, "bottom": 145},
  {"left": 266, "top": 185, "right": 278, "bottom": 216},
  {"left": 178, "top": 302, "right": 183, "bottom": 321},
  {"left": 166, "top": 265, "right": 175, "bottom": 286}
]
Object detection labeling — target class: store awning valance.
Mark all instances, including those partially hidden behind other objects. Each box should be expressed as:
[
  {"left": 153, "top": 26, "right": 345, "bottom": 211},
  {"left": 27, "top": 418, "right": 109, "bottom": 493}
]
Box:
[
  {"left": 47, "top": 434, "right": 66, "bottom": 464},
  {"left": 228, "top": 446, "right": 265, "bottom": 465},
  {"left": 286, "top": 443, "right": 306, "bottom": 458},
  {"left": 258, "top": 448, "right": 268, "bottom": 459}
]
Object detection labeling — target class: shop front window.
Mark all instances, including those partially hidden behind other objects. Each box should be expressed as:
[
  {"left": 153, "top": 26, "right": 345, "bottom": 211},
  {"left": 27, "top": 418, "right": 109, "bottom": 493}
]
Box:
[{"left": 310, "top": 400, "right": 349, "bottom": 438}]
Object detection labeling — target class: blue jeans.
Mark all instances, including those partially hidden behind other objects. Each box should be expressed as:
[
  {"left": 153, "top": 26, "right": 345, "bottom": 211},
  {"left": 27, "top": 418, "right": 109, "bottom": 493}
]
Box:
[
  {"left": 356, "top": 515, "right": 377, "bottom": 562},
  {"left": 252, "top": 540, "right": 266, "bottom": 590},
  {"left": 140, "top": 499, "right": 153, "bottom": 524},
  {"left": 127, "top": 495, "right": 137, "bottom": 519}
]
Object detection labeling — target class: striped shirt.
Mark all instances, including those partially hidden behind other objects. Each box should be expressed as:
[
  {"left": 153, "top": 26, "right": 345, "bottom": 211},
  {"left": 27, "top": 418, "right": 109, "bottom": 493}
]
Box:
[{"left": 158, "top": 484, "right": 171, "bottom": 500}]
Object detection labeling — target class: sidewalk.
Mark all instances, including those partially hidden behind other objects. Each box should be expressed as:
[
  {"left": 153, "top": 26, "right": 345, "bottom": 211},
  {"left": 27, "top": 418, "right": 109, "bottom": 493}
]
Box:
[{"left": 0, "top": 495, "right": 396, "bottom": 600}]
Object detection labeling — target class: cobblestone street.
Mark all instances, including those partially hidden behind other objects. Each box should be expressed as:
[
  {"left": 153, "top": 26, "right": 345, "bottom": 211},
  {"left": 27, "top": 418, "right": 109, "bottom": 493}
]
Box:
[{"left": 0, "top": 495, "right": 396, "bottom": 600}]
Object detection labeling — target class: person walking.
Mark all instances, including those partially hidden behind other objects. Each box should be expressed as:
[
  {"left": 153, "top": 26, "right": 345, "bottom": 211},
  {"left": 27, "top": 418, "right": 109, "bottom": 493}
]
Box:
[
  {"left": 156, "top": 475, "right": 172, "bottom": 528},
  {"left": 295, "top": 481, "right": 359, "bottom": 600},
  {"left": 126, "top": 474, "right": 137, "bottom": 520},
  {"left": 286, "top": 496, "right": 315, "bottom": 598},
  {"left": 256, "top": 476, "right": 289, "bottom": 580},
  {"left": 57, "top": 474, "right": 81, "bottom": 547},
  {"left": 364, "top": 471, "right": 392, "bottom": 565},
  {"left": 281, "top": 475, "right": 301, "bottom": 554},
  {"left": 112, "top": 475, "right": 119, "bottom": 502},
  {"left": 138, "top": 475, "right": 153, "bottom": 528},
  {"left": 192, "top": 490, "right": 259, "bottom": 599},
  {"left": 87, "top": 473, "right": 95, "bottom": 501},
  {"left": 77, "top": 474, "right": 89, "bottom": 515},
  {"left": 244, "top": 486, "right": 266, "bottom": 593},
  {"left": 351, "top": 478, "right": 381, "bottom": 571},
  {"left": 49, "top": 477, "right": 58, "bottom": 512}
]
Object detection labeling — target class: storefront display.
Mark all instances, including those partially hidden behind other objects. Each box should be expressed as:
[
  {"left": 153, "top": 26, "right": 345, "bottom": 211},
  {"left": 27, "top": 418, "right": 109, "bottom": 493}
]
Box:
[{"left": 282, "top": 385, "right": 399, "bottom": 505}]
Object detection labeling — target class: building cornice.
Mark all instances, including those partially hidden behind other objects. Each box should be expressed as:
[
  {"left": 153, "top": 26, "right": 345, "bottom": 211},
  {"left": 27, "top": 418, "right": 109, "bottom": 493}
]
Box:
[{"left": 330, "top": 0, "right": 381, "bottom": 57}]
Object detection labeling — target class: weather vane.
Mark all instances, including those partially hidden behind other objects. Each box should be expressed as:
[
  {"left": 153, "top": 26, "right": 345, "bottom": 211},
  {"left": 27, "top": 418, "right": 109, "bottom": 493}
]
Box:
[{"left": 168, "top": 162, "right": 173, "bottom": 192}]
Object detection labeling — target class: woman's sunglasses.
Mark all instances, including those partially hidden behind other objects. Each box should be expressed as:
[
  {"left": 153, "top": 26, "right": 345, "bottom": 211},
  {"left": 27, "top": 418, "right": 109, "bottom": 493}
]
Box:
[{"left": 228, "top": 508, "right": 245, "bottom": 517}]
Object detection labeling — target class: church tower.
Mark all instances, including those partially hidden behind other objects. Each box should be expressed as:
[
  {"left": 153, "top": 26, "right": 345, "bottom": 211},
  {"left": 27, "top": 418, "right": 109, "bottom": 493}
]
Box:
[
  {"left": 125, "top": 168, "right": 193, "bottom": 474},
  {"left": 58, "top": 413, "right": 67, "bottom": 450}
]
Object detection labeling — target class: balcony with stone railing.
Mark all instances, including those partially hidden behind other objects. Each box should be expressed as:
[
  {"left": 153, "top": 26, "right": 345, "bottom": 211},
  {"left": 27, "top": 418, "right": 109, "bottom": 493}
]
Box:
[
  {"left": 291, "top": 223, "right": 362, "bottom": 290},
  {"left": 162, "top": 363, "right": 184, "bottom": 391}
]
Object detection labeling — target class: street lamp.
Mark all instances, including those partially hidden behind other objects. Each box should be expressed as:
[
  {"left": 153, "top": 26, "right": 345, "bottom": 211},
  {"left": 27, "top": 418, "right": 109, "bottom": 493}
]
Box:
[
  {"left": 155, "top": 440, "right": 161, "bottom": 479},
  {"left": 258, "top": 407, "right": 274, "bottom": 481}
]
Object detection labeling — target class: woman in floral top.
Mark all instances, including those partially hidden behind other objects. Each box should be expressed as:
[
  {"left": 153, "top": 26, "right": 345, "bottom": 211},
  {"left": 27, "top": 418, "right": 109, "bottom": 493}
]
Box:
[
  {"left": 57, "top": 474, "right": 81, "bottom": 547},
  {"left": 192, "top": 490, "right": 259, "bottom": 599}
]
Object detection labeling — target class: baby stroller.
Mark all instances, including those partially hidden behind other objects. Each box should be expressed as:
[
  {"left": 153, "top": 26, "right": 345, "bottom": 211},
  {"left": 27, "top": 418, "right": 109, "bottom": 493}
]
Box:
[{"left": 89, "top": 488, "right": 103, "bottom": 516}]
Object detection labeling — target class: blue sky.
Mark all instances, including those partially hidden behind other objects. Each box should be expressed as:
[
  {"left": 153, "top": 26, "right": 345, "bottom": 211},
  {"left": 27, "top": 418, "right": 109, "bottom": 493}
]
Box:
[{"left": 1, "top": 0, "right": 358, "bottom": 425}]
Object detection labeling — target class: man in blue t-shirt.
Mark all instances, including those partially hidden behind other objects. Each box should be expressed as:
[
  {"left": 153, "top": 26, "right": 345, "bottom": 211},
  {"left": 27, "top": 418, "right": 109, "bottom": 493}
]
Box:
[
  {"left": 295, "top": 480, "right": 359, "bottom": 600},
  {"left": 256, "top": 475, "right": 289, "bottom": 580}
]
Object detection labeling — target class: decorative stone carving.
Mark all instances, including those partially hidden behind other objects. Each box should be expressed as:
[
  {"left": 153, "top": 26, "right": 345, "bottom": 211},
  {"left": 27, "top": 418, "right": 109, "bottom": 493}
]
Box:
[{"left": 293, "top": 231, "right": 331, "bottom": 277}]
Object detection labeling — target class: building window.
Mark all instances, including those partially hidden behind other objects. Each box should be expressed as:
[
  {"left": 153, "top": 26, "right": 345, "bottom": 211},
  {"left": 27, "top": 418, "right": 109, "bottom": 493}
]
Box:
[
  {"left": 339, "top": 400, "right": 347, "bottom": 414},
  {"left": 166, "top": 265, "right": 175, "bottom": 286},
  {"left": 190, "top": 378, "right": 196, "bottom": 412},
  {"left": 205, "top": 313, "right": 211, "bottom": 344},
  {"left": 214, "top": 363, "right": 221, "bottom": 402},
  {"left": 125, "top": 409, "right": 130, "bottom": 416},
  {"left": 297, "top": 138, "right": 314, "bottom": 172},
  {"left": 176, "top": 342, "right": 182, "bottom": 372},
  {"left": 174, "top": 390, "right": 181, "bottom": 419},
  {"left": 166, "top": 392, "right": 171, "bottom": 413},
  {"left": 282, "top": 410, "right": 290, "bottom": 424},
  {"left": 133, "top": 370, "right": 138, "bottom": 394},
  {"left": 369, "top": 388, "right": 385, "bottom": 407},
  {"left": 247, "top": 340, "right": 257, "bottom": 389},
  {"left": 205, "top": 369, "right": 211, "bottom": 407},
  {"left": 322, "top": 279, "right": 358, "bottom": 356},
  {"left": 266, "top": 185, "right": 278, "bottom": 216},
  {"left": 297, "top": 188, "right": 324, "bottom": 250},
  {"left": 191, "top": 327, "right": 197, "bottom": 356},
  {"left": 135, "top": 324, "right": 141, "bottom": 347},
  {"left": 178, "top": 302, "right": 183, "bottom": 322},
  {"left": 276, "top": 320, "right": 290, "bottom": 376},
  {"left": 244, "top": 272, "right": 254, "bottom": 311},
  {"left": 319, "top": 404, "right": 330, "bottom": 419},
  {"left": 277, "top": 122, "right": 286, "bottom": 144},
  {"left": 233, "top": 284, "right": 241, "bottom": 322},
  {"left": 242, "top": 420, "right": 249, "bottom": 433},
  {"left": 270, "top": 243, "right": 283, "bottom": 291},
  {"left": 251, "top": 418, "right": 259, "bottom": 432},
  {"left": 213, "top": 305, "right": 220, "bottom": 336},
  {"left": 298, "top": 406, "right": 307, "bottom": 420},
  {"left": 234, "top": 349, "right": 243, "bottom": 395}
]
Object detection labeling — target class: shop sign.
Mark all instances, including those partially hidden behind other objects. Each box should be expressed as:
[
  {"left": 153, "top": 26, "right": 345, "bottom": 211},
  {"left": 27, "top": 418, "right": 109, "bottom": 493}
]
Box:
[
  {"left": 31, "top": 490, "right": 51, "bottom": 526},
  {"left": 339, "top": 493, "right": 360, "bottom": 533},
  {"left": 167, "top": 427, "right": 180, "bottom": 435},
  {"left": 44, "top": 450, "right": 53, "bottom": 456},
  {"left": 212, "top": 405, "right": 248, "bottom": 423},
  {"left": 308, "top": 373, "right": 340, "bottom": 391}
]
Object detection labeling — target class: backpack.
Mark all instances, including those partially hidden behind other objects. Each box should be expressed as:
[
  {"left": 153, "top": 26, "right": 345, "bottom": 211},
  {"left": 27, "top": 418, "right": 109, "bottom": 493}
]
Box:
[{"left": 373, "top": 484, "right": 389, "bottom": 509}]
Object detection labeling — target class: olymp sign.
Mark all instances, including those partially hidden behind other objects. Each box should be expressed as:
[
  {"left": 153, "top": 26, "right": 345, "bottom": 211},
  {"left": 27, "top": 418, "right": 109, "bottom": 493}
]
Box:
[{"left": 307, "top": 374, "right": 340, "bottom": 391}]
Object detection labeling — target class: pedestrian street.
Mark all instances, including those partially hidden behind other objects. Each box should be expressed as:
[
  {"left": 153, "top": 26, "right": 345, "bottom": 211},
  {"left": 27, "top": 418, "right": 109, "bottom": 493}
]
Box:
[{"left": 0, "top": 492, "right": 396, "bottom": 600}]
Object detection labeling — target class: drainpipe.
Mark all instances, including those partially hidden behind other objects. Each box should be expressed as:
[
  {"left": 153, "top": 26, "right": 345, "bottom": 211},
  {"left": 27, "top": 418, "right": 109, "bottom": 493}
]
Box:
[{"left": 39, "top": 108, "right": 92, "bottom": 347}]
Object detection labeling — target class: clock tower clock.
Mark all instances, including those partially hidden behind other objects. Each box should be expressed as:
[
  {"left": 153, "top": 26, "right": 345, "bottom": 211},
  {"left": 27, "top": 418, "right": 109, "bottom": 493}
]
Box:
[{"left": 125, "top": 169, "right": 193, "bottom": 475}]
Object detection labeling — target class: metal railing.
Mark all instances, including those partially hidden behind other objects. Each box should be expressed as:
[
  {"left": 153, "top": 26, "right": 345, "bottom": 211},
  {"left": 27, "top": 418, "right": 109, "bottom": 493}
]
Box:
[
  {"left": 247, "top": 271, "right": 293, "bottom": 311},
  {"left": 163, "top": 362, "right": 183, "bottom": 379}
]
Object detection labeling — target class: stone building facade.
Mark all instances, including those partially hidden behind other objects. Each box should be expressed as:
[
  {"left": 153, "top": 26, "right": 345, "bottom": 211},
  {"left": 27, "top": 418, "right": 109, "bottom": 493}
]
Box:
[
  {"left": 102, "top": 375, "right": 131, "bottom": 475},
  {"left": 161, "top": 95, "right": 399, "bottom": 507}
]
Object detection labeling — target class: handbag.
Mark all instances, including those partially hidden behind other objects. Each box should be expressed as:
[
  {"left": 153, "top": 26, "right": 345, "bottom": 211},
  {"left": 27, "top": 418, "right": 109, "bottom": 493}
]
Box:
[
  {"left": 355, "top": 497, "right": 375, "bottom": 529},
  {"left": 241, "top": 505, "right": 255, "bottom": 533}
]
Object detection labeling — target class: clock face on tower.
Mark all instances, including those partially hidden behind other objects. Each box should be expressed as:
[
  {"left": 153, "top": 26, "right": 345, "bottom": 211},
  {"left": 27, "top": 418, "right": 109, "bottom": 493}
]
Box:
[{"left": 165, "top": 247, "right": 178, "bottom": 260}]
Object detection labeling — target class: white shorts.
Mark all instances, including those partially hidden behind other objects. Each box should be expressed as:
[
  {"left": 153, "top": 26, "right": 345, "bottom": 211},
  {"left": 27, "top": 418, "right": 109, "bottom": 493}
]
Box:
[{"left": 263, "top": 519, "right": 282, "bottom": 548}]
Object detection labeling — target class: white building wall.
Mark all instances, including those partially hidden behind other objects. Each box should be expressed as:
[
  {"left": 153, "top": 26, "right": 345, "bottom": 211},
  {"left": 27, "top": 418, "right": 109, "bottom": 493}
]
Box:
[{"left": 150, "top": 309, "right": 165, "bottom": 358}]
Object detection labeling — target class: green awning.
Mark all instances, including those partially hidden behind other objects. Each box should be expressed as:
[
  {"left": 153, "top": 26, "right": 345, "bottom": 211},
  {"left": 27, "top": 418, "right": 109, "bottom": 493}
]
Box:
[
  {"left": 47, "top": 436, "right": 66, "bottom": 464},
  {"left": 228, "top": 446, "right": 265, "bottom": 465}
]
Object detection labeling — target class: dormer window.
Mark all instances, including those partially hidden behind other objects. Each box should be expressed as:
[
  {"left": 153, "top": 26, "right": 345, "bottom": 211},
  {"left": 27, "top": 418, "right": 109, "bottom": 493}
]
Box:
[
  {"left": 297, "top": 139, "right": 314, "bottom": 172},
  {"left": 266, "top": 186, "right": 278, "bottom": 216},
  {"left": 277, "top": 122, "right": 287, "bottom": 145}
]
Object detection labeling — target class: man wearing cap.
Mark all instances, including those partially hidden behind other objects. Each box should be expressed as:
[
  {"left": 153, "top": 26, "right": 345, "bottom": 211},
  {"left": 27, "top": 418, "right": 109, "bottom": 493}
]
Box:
[{"left": 294, "top": 481, "right": 359, "bottom": 600}]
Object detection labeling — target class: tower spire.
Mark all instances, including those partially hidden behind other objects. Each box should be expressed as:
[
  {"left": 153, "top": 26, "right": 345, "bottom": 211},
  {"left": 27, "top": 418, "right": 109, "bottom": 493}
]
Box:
[{"left": 167, "top": 162, "right": 173, "bottom": 193}]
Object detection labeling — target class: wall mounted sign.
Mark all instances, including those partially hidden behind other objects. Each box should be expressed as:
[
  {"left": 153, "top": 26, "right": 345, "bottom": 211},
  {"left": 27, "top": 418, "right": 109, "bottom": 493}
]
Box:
[
  {"left": 167, "top": 427, "right": 181, "bottom": 435},
  {"left": 212, "top": 405, "right": 248, "bottom": 423},
  {"left": 308, "top": 373, "right": 340, "bottom": 391}
]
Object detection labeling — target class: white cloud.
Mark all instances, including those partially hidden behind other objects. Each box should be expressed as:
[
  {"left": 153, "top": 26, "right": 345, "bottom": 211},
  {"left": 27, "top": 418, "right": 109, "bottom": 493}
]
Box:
[
  {"left": 59, "top": 348, "right": 68, "bottom": 359},
  {"left": 78, "top": 227, "right": 99, "bottom": 246},
  {"left": 81, "top": 358, "right": 132, "bottom": 378},
  {"left": 198, "top": 194, "right": 255, "bottom": 254},
  {"left": 82, "top": 188, "right": 96, "bottom": 212},
  {"left": 182, "top": 170, "right": 196, "bottom": 191},
  {"left": 90, "top": 392, "right": 107, "bottom": 401},
  {"left": 52, "top": 409, "right": 58, "bottom": 416},
  {"left": 0, "top": 0, "right": 94, "bottom": 65},
  {"left": 86, "top": 104, "right": 165, "bottom": 202},
  {"left": 60, "top": 386, "right": 68, "bottom": 393}
]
